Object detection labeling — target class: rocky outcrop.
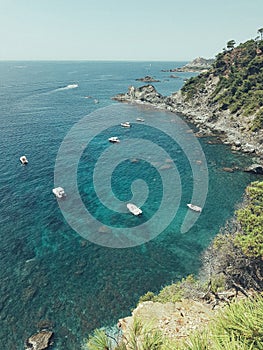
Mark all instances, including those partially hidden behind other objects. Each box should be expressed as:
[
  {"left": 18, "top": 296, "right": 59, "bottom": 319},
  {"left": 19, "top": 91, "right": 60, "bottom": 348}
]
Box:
[
  {"left": 135, "top": 75, "right": 160, "bottom": 82},
  {"left": 113, "top": 85, "right": 165, "bottom": 105},
  {"left": 118, "top": 300, "right": 214, "bottom": 339},
  {"left": 117, "top": 290, "right": 253, "bottom": 343},
  {"left": 244, "top": 164, "right": 263, "bottom": 174},
  {"left": 25, "top": 331, "right": 53, "bottom": 350}
]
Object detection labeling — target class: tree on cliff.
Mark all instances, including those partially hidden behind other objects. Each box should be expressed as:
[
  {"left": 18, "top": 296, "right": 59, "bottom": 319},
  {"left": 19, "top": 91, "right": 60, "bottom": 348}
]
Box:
[
  {"left": 258, "top": 27, "right": 263, "bottom": 40},
  {"left": 226, "top": 39, "right": 236, "bottom": 50}
]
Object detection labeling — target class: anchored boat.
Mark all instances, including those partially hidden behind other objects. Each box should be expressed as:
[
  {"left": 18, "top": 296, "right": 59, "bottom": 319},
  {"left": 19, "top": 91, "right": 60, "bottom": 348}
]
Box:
[
  {"left": 121, "top": 122, "right": 131, "bottom": 128},
  {"left": 127, "top": 203, "right": 142, "bottom": 216},
  {"left": 20, "top": 156, "right": 28, "bottom": 165},
  {"left": 52, "top": 187, "right": 66, "bottom": 199},
  {"left": 187, "top": 203, "right": 202, "bottom": 212},
  {"left": 108, "top": 136, "right": 120, "bottom": 143}
]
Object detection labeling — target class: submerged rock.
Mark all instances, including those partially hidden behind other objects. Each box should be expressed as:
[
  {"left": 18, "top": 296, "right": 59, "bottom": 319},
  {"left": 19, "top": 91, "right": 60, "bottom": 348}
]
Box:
[
  {"left": 222, "top": 167, "right": 239, "bottom": 173},
  {"left": 25, "top": 330, "right": 53, "bottom": 350}
]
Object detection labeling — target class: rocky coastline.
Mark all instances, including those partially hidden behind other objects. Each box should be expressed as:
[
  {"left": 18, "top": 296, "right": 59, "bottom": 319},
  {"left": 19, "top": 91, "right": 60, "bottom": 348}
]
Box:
[{"left": 112, "top": 84, "right": 263, "bottom": 158}]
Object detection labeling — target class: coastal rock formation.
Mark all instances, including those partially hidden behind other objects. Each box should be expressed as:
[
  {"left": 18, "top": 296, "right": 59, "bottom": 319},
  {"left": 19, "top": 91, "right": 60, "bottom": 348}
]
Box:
[
  {"left": 113, "top": 84, "right": 165, "bottom": 105},
  {"left": 135, "top": 75, "right": 160, "bottom": 82},
  {"left": 25, "top": 330, "right": 53, "bottom": 350},
  {"left": 171, "top": 84, "right": 263, "bottom": 156}
]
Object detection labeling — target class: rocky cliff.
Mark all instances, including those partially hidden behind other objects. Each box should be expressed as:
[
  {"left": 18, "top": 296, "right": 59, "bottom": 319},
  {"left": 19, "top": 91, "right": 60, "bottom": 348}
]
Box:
[
  {"left": 113, "top": 83, "right": 263, "bottom": 155},
  {"left": 113, "top": 39, "right": 263, "bottom": 157}
]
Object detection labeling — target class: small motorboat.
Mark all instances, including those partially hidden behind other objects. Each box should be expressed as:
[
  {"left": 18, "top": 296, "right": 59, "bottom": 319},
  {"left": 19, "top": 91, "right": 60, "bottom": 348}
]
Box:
[
  {"left": 20, "top": 156, "right": 28, "bottom": 165},
  {"left": 121, "top": 122, "right": 131, "bottom": 128},
  {"left": 136, "top": 118, "right": 145, "bottom": 122},
  {"left": 127, "top": 203, "right": 142, "bottom": 216},
  {"left": 187, "top": 203, "right": 202, "bottom": 212},
  {"left": 52, "top": 187, "right": 66, "bottom": 199},
  {"left": 108, "top": 136, "right": 120, "bottom": 143}
]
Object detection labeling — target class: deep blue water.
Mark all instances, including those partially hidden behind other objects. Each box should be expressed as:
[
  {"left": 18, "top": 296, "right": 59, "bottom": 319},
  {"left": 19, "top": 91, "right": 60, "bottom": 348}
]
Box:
[{"left": 0, "top": 61, "right": 258, "bottom": 349}]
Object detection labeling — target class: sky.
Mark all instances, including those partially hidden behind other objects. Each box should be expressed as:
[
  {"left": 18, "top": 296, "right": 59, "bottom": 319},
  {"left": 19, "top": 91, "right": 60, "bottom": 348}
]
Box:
[{"left": 0, "top": 0, "right": 263, "bottom": 61}]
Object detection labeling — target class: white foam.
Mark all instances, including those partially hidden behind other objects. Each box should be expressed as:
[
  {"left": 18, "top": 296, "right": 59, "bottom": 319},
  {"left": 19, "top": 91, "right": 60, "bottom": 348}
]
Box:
[{"left": 54, "top": 83, "right": 78, "bottom": 92}]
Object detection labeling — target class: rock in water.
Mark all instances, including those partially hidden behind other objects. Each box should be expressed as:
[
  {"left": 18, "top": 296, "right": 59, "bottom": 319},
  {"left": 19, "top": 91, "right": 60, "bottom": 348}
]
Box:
[
  {"left": 25, "top": 330, "right": 53, "bottom": 350},
  {"left": 244, "top": 164, "right": 263, "bottom": 174},
  {"left": 135, "top": 75, "right": 160, "bottom": 82},
  {"left": 112, "top": 84, "right": 164, "bottom": 104}
]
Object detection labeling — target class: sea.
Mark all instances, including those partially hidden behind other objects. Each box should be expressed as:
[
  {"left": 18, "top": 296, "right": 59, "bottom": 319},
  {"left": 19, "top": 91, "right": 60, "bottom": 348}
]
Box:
[{"left": 0, "top": 61, "right": 258, "bottom": 349}]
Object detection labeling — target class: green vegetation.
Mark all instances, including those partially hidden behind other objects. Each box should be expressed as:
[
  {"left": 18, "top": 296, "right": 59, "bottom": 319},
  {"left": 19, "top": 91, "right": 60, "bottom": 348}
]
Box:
[
  {"left": 85, "top": 328, "right": 112, "bottom": 350},
  {"left": 83, "top": 318, "right": 168, "bottom": 350},
  {"left": 180, "top": 295, "right": 263, "bottom": 350},
  {"left": 203, "top": 181, "right": 263, "bottom": 293},
  {"left": 181, "top": 73, "right": 209, "bottom": 100},
  {"left": 181, "top": 31, "right": 263, "bottom": 130},
  {"left": 138, "top": 274, "right": 200, "bottom": 304},
  {"left": 226, "top": 39, "right": 236, "bottom": 51},
  {"left": 235, "top": 181, "right": 263, "bottom": 258}
]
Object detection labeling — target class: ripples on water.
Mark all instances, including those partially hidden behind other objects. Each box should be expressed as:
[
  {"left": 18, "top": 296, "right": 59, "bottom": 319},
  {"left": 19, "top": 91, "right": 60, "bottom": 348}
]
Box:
[{"left": 0, "top": 61, "right": 257, "bottom": 349}]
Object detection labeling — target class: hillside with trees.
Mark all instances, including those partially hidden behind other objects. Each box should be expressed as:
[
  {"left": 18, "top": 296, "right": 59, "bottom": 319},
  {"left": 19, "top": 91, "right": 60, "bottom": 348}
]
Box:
[{"left": 177, "top": 29, "right": 263, "bottom": 154}]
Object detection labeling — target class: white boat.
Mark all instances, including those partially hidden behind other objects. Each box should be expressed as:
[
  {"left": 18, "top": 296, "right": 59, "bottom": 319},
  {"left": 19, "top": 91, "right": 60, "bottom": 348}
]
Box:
[
  {"left": 187, "top": 203, "right": 202, "bottom": 212},
  {"left": 127, "top": 203, "right": 142, "bottom": 216},
  {"left": 108, "top": 136, "right": 120, "bottom": 143},
  {"left": 121, "top": 122, "right": 131, "bottom": 128},
  {"left": 136, "top": 118, "right": 145, "bottom": 122},
  {"left": 20, "top": 156, "right": 28, "bottom": 164},
  {"left": 52, "top": 187, "right": 66, "bottom": 199}
]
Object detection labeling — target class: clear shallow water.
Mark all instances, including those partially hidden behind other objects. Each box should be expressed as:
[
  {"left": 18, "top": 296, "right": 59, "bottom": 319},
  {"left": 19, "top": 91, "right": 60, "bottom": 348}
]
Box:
[{"left": 0, "top": 61, "right": 258, "bottom": 349}]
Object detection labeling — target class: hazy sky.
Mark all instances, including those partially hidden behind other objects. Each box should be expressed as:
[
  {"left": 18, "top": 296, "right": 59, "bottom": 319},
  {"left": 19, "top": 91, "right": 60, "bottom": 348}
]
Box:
[{"left": 1, "top": 0, "right": 263, "bottom": 61}]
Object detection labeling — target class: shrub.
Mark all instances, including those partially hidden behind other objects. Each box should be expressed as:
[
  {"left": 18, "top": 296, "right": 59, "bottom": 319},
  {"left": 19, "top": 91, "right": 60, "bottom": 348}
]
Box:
[
  {"left": 138, "top": 291, "right": 155, "bottom": 303},
  {"left": 85, "top": 329, "right": 111, "bottom": 350},
  {"left": 179, "top": 295, "right": 263, "bottom": 350},
  {"left": 235, "top": 181, "right": 263, "bottom": 259},
  {"left": 251, "top": 109, "right": 263, "bottom": 131}
]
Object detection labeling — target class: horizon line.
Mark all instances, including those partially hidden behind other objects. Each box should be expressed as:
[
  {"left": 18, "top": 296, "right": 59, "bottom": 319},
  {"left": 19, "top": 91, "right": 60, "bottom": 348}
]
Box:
[{"left": 0, "top": 58, "right": 194, "bottom": 63}]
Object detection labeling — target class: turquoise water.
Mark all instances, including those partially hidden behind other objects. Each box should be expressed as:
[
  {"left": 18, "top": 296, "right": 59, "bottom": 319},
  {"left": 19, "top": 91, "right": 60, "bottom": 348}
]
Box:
[{"left": 0, "top": 61, "right": 258, "bottom": 349}]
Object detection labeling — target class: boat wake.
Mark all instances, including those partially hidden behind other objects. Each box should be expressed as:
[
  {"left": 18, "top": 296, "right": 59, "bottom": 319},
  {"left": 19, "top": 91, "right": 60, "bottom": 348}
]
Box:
[{"left": 53, "top": 83, "right": 79, "bottom": 92}]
